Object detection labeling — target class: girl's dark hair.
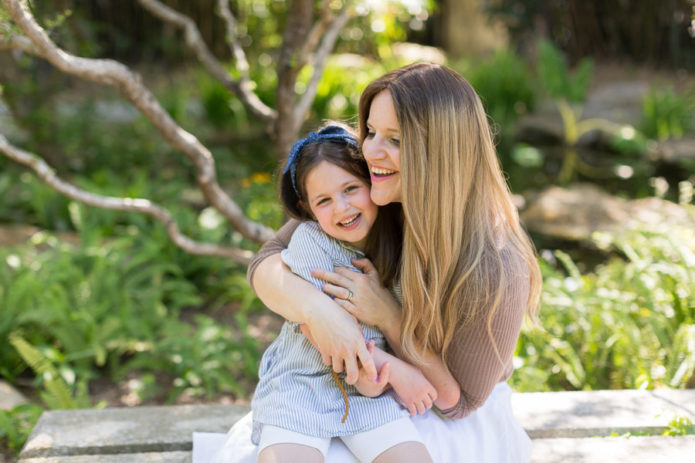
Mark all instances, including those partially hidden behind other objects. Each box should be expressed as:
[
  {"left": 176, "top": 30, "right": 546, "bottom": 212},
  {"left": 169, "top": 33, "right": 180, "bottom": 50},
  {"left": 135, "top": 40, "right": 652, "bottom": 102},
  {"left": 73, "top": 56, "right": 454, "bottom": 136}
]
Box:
[{"left": 279, "top": 126, "right": 403, "bottom": 287}]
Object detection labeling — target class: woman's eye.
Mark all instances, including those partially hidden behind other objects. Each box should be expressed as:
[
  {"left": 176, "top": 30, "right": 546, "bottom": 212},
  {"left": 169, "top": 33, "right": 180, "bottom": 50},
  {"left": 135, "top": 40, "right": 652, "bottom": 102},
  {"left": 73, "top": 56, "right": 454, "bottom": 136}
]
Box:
[
  {"left": 365, "top": 130, "right": 375, "bottom": 138},
  {"left": 316, "top": 198, "right": 329, "bottom": 206},
  {"left": 390, "top": 137, "right": 400, "bottom": 146},
  {"left": 345, "top": 185, "right": 358, "bottom": 193}
]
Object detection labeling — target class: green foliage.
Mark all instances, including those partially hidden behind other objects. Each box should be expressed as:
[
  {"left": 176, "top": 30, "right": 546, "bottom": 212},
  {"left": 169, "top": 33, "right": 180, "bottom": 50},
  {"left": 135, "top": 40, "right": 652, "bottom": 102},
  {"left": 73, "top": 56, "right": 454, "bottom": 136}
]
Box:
[
  {"left": 308, "top": 57, "right": 392, "bottom": 123},
  {"left": 0, "top": 217, "right": 261, "bottom": 401},
  {"left": 641, "top": 86, "right": 695, "bottom": 141},
  {"left": 9, "top": 333, "right": 90, "bottom": 409},
  {"left": 0, "top": 403, "right": 44, "bottom": 456},
  {"left": 464, "top": 49, "right": 537, "bottom": 132},
  {"left": 663, "top": 416, "right": 695, "bottom": 436},
  {"left": 537, "top": 38, "right": 594, "bottom": 103},
  {"left": 513, "top": 215, "right": 695, "bottom": 392}
]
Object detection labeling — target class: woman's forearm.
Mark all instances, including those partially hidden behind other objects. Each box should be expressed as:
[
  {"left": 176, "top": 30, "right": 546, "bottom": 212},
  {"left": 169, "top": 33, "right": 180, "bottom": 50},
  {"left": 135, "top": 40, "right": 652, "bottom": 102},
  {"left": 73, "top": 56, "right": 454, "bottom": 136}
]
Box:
[
  {"left": 251, "top": 253, "right": 329, "bottom": 323},
  {"left": 251, "top": 253, "right": 377, "bottom": 383}
]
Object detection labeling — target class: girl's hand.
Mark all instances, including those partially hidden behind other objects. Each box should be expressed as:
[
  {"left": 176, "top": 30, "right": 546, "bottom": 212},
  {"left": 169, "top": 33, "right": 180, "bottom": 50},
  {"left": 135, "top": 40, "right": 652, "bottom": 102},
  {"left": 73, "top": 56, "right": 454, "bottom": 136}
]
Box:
[
  {"left": 354, "top": 340, "right": 391, "bottom": 397},
  {"left": 311, "top": 257, "right": 400, "bottom": 330}
]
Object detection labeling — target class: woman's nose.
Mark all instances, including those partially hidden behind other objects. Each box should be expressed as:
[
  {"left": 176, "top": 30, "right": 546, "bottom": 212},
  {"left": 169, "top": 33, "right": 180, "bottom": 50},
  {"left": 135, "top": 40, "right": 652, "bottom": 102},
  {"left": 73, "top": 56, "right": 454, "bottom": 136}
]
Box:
[{"left": 363, "top": 138, "right": 385, "bottom": 161}]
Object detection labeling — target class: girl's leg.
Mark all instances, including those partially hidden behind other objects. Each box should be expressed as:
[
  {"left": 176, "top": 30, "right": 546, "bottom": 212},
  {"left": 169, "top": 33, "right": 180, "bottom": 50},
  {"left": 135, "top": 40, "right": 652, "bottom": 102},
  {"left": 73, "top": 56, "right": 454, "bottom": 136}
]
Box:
[
  {"left": 340, "top": 418, "right": 432, "bottom": 463},
  {"left": 258, "top": 443, "right": 324, "bottom": 463},
  {"left": 257, "top": 425, "right": 329, "bottom": 463},
  {"left": 372, "top": 442, "right": 432, "bottom": 463}
]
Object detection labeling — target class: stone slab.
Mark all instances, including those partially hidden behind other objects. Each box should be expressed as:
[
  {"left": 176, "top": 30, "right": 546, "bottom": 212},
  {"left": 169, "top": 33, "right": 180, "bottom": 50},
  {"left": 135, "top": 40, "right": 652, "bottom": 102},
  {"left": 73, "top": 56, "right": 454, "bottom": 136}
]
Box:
[
  {"left": 0, "top": 380, "right": 28, "bottom": 410},
  {"left": 531, "top": 436, "right": 695, "bottom": 463},
  {"left": 19, "top": 451, "right": 190, "bottom": 463},
  {"left": 20, "top": 404, "right": 250, "bottom": 459},
  {"left": 512, "top": 389, "right": 695, "bottom": 438},
  {"left": 19, "top": 389, "right": 695, "bottom": 459}
]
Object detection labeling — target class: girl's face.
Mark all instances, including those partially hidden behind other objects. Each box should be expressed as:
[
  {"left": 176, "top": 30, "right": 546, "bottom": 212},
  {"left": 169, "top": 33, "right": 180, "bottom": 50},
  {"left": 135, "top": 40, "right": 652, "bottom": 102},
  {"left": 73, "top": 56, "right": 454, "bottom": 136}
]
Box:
[
  {"left": 362, "top": 89, "right": 402, "bottom": 205},
  {"left": 304, "top": 160, "right": 378, "bottom": 249}
]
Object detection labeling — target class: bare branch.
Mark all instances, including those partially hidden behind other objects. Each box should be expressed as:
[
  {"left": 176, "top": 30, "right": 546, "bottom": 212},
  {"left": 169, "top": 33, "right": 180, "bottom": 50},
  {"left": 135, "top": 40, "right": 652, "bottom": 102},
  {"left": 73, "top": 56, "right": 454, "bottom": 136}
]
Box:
[
  {"left": 294, "top": 6, "right": 350, "bottom": 132},
  {"left": 275, "top": 0, "right": 314, "bottom": 157},
  {"left": 216, "top": 0, "right": 249, "bottom": 80},
  {"left": 0, "top": 133, "right": 254, "bottom": 264},
  {"left": 0, "top": 33, "right": 37, "bottom": 54},
  {"left": 137, "top": 0, "right": 276, "bottom": 126},
  {"left": 296, "top": 0, "right": 333, "bottom": 70},
  {"left": 1, "top": 0, "right": 275, "bottom": 244}
]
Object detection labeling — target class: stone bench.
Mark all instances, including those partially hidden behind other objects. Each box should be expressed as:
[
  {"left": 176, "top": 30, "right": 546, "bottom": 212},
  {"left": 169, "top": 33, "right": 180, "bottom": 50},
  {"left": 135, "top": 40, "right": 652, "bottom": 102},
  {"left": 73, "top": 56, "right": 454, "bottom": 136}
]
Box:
[{"left": 17, "top": 389, "right": 695, "bottom": 462}]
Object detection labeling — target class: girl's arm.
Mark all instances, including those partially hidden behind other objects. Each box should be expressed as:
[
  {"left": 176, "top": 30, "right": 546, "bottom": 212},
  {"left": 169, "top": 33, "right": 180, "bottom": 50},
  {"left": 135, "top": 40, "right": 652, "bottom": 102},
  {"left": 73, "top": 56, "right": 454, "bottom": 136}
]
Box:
[
  {"left": 248, "top": 221, "right": 377, "bottom": 384},
  {"left": 311, "top": 258, "right": 462, "bottom": 410}
]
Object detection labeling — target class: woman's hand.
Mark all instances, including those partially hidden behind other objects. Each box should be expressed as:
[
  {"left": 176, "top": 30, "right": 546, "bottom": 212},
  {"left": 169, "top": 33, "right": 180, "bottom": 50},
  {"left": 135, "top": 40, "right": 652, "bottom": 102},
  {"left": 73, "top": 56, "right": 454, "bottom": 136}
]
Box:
[
  {"left": 302, "top": 304, "right": 377, "bottom": 385},
  {"left": 252, "top": 254, "right": 376, "bottom": 385},
  {"left": 311, "top": 257, "right": 401, "bottom": 330}
]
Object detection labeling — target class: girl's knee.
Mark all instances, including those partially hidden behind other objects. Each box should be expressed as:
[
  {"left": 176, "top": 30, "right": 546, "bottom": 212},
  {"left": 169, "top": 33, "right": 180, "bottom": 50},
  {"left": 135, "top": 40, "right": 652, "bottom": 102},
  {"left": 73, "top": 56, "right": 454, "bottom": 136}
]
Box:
[
  {"left": 371, "top": 441, "right": 433, "bottom": 463},
  {"left": 257, "top": 443, "right": 324, "bottom": 463}
]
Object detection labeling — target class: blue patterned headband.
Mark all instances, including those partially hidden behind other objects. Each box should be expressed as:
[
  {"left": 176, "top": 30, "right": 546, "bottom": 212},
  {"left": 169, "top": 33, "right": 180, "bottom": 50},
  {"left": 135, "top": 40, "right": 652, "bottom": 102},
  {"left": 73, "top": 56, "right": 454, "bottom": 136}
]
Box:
[{"left": 283, "top": 125, "right": 359, "bottom": 197}]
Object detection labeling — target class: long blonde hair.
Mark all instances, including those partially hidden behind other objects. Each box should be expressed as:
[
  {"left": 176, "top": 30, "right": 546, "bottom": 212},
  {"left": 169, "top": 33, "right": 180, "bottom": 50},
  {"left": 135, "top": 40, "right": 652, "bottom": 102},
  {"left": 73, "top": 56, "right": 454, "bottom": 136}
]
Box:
[{"left": 358, "top": 63, "right": 541, "bottom": 364}]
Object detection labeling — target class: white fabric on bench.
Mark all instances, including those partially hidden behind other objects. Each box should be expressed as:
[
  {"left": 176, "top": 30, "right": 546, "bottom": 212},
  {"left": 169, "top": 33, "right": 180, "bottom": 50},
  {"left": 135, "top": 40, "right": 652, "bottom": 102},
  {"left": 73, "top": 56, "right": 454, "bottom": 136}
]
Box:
[{"left": 194, "top": 382, "right": 531, "bottom": 463}]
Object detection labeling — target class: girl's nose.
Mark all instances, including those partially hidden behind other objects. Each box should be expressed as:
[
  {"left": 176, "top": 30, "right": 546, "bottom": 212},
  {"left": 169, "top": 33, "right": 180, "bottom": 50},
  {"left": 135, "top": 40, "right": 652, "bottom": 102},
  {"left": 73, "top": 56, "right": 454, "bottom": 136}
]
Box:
[{"left": 335, "top": 196, "right": 350, "bottom": 212}]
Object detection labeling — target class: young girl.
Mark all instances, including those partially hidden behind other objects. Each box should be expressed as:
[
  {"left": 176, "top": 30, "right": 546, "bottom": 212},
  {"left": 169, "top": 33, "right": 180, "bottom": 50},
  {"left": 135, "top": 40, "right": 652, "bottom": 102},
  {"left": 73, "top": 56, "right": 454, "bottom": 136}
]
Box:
[{"left": 250, "top": 124, "right": 435, "bottom": 463}]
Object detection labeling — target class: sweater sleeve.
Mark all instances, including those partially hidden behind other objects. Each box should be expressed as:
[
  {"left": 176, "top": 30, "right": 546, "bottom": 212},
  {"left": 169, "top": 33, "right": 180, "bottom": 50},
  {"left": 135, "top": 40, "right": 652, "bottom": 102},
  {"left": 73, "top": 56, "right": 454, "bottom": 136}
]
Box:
[
  {"left": 437, "top": 248, "right": 530, "bottom": 420},
  {"left": 246, "top": 219, "right": 301, "bottom": 292}
]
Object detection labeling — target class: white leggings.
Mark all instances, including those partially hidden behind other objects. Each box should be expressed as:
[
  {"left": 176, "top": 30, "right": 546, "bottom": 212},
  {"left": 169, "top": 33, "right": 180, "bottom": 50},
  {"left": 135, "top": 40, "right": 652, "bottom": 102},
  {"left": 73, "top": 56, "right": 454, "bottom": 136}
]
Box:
[{"left": 257, "top": 417, "right": 423, "bottom": 462}]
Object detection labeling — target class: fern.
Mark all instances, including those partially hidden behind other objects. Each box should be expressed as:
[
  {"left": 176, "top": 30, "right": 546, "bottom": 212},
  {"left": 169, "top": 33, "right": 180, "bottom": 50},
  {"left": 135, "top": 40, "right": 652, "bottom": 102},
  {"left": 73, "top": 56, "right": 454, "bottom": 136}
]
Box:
[{"left": 8, "top": 333, "right": 84, "bottom": 409}]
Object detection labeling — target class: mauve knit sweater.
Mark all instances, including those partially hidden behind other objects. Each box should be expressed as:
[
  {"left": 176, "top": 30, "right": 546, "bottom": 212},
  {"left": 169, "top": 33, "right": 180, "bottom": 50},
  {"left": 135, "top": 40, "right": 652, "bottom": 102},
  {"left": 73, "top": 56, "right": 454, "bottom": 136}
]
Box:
[{"left": 247, "top": 219, "right": 530, "bottom": 419}]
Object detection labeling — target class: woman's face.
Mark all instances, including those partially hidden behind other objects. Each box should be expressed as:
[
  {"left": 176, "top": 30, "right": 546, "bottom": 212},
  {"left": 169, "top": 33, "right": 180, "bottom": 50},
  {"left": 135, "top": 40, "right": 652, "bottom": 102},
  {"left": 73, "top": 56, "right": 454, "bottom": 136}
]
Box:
[{"left": 362, "top": 90, "right": 402, "bottom": 205}]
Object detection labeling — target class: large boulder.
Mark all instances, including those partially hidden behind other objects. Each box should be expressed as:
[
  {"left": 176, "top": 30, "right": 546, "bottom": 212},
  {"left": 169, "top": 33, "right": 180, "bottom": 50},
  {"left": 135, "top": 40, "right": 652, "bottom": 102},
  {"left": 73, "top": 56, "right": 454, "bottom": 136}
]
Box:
[{"left": 520, "top": 183, "right": 694, "bottom": 242}]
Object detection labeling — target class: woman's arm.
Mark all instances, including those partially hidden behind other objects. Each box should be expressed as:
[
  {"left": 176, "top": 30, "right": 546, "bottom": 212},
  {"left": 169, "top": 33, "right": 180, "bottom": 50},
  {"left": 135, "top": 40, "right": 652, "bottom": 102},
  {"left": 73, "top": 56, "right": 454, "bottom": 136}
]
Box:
[
  {"left": 312, "top": 259, "right": 461, "bottom": 410},
  {"left": 248, "top": 221, "right": 377, "bottom": 383}
]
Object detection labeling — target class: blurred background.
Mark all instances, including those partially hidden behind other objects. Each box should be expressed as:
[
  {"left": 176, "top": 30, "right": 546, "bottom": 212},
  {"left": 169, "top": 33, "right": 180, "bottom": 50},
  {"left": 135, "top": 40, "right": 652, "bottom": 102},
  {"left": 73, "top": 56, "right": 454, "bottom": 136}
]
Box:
[{"left": 1, "top": 0, "right": 695, "bottom": 456}]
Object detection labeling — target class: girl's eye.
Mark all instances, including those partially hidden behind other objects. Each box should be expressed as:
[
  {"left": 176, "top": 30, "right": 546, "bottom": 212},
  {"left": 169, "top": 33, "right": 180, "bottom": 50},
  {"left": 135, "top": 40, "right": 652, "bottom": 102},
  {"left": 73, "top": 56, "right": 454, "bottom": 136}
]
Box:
[
  {"left": 344, "top": 185, "right": 359, "bottom": 193},
  {"left": 316, "top": 198, "right": 329, "bottom": 206},
  {"left": 365, "top": 130, "right": 375, "bottom": 139},
  {"left": 389, "top": 137, "right": 400, "bottom": 146}
]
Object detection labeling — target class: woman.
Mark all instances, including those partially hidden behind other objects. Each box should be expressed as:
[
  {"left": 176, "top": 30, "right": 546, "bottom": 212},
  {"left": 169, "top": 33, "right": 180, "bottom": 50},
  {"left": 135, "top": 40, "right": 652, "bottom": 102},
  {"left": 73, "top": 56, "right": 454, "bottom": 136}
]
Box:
[{"left": 207, "top": 62, "right": 541, "bottom": 463}]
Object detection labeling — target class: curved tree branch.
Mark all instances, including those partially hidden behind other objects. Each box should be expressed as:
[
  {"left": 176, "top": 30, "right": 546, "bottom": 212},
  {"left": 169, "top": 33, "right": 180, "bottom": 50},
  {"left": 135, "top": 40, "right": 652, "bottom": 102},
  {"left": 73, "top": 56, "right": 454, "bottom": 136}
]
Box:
[
  {"left": 294, "top": 5, "right": 350, "bottom": 132},
  {"left": 0, "top": 133, "right": 254, "bottom": 264},
  {"left": 0, "top": 32, "right": 37, "bottom": 54},
  {"left": 137, "top": 0, "right": 276, "bottom": 127},
  {"left": 297, "top": 0, "right": 333, "bottom": 70},
  {"left": 2, "top": 0, "right": 274, "bottom": 244},
  {"left": 216, "top": 0, "right": 250, "bottom": 80}
]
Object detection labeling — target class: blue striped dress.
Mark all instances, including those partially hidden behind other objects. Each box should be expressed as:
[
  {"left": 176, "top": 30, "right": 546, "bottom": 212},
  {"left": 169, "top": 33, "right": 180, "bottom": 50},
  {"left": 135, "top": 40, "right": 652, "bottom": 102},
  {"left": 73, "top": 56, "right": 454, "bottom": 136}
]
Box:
[{"left": 250, "top": 221, "right": 407, "bottom": 443}]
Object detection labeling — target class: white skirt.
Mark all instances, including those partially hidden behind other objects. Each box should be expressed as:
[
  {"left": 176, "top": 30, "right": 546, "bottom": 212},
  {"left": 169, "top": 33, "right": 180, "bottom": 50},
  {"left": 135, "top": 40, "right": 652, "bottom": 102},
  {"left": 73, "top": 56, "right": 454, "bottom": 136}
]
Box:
[{"left": 193, "top": 382, "right": 531, "bottom": 463}]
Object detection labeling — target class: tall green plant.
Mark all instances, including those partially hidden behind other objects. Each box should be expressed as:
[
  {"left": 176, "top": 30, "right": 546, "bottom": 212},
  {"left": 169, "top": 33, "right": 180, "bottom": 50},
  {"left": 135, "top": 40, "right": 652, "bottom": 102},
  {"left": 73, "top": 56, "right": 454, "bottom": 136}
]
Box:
[
  {"left": 9, "top": 333, "right": 89, "bottom": 409},
  {"left": 513, "top": 214, "right": 695, "bottom": 392},
  {"left": 641, "top": 86, "right": 695, "bottom": 140},
  {"left": 536, "top": 39, "right": 642, "bottom": 183}
]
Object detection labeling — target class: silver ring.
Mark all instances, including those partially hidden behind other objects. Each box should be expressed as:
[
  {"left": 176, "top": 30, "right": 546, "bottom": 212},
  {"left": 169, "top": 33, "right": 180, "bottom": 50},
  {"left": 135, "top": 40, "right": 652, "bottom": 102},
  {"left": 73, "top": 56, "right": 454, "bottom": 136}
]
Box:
[{"left": 347, "top": 289, "right": 354, "bottom": 302}]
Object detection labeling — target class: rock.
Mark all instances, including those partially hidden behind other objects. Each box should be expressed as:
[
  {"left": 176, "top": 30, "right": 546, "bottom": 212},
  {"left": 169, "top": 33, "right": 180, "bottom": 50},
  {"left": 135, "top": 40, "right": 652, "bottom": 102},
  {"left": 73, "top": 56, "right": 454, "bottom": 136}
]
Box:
[
  {"left": 651, "top": 136, "right": 695, "bottom": 164},
  {"left": 0, "top": 380, "right": 28, "bottom": 410},
  {"left": 515, "top": 113, "right": 565, "bottom": 146},
  {"left": 520, "top": 183, "right": 694, "bottom": 242},
  {"left": 583, "top": 81, "right": 648, "bottom": 127}
]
